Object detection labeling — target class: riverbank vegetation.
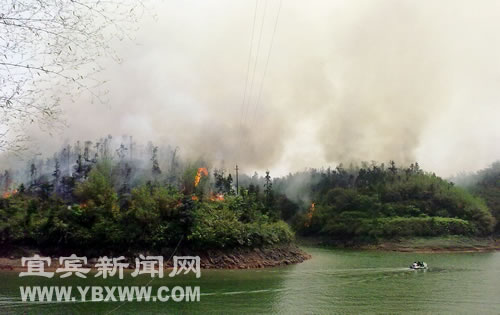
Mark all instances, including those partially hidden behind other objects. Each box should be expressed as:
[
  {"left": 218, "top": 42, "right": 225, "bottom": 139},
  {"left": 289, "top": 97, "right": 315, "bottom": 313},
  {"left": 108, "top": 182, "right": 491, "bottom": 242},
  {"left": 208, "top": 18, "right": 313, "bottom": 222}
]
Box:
[
  {"left": 0, "top": 139, "right": 294, "bottom": 256},
  {"left": 0, "top": 138, "right": 499, "bottom": 254},
  {"left": 298, "top": 235, "right": 499, "bottom": 252},
  {"left": 450, "top": 161, "right": 500, "bottom": 233},
  {"left": 369, "top": 236, "right": 500, "bottom": 252},
  {"left": 287, "top": 162, "right": 496, "bottom": 242}
]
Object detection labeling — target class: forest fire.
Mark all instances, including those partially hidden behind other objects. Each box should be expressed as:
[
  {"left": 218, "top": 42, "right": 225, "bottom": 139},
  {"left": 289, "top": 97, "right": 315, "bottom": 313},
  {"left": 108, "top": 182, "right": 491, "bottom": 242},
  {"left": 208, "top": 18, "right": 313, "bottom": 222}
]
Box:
[
  {"left": 305, "top": 203, "right": 315, "bottom": 227},
  {"left": 2, "top": 189, "right": 18, "bottom": 199},
  {"left": 210, "top": 193, "right": 225, "bottom": 201},
  {"left": 194, "top": 167, "right": 208, "bottom": 187}
]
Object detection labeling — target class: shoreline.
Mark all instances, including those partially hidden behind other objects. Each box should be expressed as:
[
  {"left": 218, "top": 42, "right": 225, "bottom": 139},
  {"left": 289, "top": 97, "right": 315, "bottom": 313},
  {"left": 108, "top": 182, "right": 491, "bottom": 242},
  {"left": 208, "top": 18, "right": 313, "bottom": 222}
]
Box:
[
  {"left": 298, "top": 236, "right": 500, "bottom": 253},
  {"left": 0, "top": 244, "right": 311, "bottom": 272},
  {"left": 3, "top": 235, "right": 498, "bottom": 272}
]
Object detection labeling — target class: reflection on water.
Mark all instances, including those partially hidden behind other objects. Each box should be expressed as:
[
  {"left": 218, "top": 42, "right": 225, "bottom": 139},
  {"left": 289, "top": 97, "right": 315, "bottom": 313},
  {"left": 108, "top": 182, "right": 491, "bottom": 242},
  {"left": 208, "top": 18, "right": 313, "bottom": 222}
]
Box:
[{"left": 1, "top": 247, "right": 500, "bottom": 313}]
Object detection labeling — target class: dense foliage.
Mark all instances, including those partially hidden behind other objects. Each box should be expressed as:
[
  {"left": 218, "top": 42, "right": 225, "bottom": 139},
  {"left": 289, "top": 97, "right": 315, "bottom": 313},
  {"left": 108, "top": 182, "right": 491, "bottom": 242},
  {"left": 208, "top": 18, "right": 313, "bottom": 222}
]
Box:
[
  {"left": 451, "top": 161, "right": 500, "bottom": 233},
  {"left": 0, "top": 136, "right": 498, "bottom": 252},
  {"left": 0, "top": 159, "right": 293, "bottom": 255},
  {"left": 290, "top": 162, "right": 495, "bottom": 241}
]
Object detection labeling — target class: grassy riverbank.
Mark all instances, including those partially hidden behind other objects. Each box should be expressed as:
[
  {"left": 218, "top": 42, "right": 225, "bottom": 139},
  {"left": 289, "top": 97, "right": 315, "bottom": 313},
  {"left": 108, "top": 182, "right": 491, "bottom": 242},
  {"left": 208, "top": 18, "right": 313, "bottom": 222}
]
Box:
[
  {"left": 298, "top": 235, "right": 500, "bottom": 253},
  {"left": 368, "top": 236, "right": 500, "bottom": 252}
]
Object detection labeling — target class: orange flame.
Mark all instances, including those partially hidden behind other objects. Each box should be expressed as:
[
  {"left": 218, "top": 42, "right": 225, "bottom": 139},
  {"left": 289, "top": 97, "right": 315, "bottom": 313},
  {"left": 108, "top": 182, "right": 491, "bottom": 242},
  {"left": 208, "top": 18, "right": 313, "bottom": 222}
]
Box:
[
  {"left": 209, "top": 193, "right": 224, "bottom": 202},
  {"left": 2, "top": 189, "right": 18, "bottom": 199},
  {"left": 194, "top": 167, "right": 208, "bottom": 187},
  {"left": 305, "top": 202, "right": 315, "bottom": 227}
]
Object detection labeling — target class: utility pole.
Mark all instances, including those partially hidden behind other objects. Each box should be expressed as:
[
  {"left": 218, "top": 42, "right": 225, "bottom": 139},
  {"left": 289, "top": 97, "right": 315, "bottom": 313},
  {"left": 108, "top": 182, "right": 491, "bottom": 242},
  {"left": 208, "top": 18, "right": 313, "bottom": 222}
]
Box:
[{"left": 235, "top": 164, "right": 239, "bottom": 195}]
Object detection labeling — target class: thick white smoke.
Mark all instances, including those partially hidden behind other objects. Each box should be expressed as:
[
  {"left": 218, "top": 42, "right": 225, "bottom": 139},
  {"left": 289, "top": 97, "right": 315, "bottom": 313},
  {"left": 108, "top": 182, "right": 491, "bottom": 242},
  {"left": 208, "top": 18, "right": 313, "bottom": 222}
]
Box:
[{"left": 4, "top": 0, "right": 500, "bottom": 177}]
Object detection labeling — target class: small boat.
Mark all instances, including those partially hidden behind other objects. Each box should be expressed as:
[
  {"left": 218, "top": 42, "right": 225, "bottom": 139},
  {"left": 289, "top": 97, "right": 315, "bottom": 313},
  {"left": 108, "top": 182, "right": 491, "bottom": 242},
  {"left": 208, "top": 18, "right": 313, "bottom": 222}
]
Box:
[{"left": 410, "top": 261, "right": 427, "bottom": 270}]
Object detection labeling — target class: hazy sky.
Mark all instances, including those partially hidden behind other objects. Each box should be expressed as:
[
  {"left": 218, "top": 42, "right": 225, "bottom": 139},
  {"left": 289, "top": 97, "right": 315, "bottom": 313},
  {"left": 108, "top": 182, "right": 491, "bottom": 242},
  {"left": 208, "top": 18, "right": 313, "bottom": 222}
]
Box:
[{"left": 21, "top": 0, "right": 500, "bottom": 177}]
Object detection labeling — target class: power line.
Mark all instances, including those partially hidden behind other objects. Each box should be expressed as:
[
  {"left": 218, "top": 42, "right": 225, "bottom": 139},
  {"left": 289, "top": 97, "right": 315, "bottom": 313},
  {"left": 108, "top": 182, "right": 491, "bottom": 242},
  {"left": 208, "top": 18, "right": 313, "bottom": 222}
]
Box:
[
  {"left": 236, "top": 0, "right": 282, "bottom": 169},
  {"left": 238, "top": 0, "right": 282, "bottom": 158},
  {"left": 251, "top": 0, "right": 282, "bottom": 124},
  {"left": 236, "top": 0, "right": 260, "bottom": 163},
  {"left": 242, "top": 0, "right": 268, "bottom": 128},
  {"left": 238, "top": 0, "right": 259, "bottom": 133}
]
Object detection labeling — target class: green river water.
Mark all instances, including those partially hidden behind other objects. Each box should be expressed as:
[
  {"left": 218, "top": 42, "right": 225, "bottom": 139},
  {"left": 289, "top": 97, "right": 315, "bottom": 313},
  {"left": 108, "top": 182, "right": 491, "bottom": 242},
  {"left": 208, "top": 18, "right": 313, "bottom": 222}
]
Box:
[{"left": 1, "top": 247, "right": 499, "bottom": 314}]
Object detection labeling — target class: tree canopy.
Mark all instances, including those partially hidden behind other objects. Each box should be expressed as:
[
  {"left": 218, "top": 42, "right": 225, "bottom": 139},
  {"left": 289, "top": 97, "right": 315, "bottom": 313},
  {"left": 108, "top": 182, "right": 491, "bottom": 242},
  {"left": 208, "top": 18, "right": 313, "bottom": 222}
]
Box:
[{"left": 0, "top": 0, "right": 143, "bottom": 151}]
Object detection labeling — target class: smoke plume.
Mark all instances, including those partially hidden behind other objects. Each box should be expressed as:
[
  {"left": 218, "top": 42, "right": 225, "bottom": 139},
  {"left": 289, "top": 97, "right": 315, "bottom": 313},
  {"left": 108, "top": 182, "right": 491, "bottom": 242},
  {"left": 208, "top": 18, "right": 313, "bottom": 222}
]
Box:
[{"left": 5, "top": 0, "right": 500, "bottom": 177}]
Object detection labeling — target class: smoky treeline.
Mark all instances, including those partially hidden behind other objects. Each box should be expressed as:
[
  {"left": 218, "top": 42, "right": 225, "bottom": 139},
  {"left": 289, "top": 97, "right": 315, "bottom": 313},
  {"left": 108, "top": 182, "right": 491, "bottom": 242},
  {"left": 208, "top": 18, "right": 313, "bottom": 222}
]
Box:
[
  {"left": 0, "top": 135, "right": 297, "bottom": 254},
  {"left": 0, "top": 135, "right": 205, "bottom": 199},
  {"left": 0, "top": 134, "right": 291, "bottom": 200},
  {"left": 0, "top": 135, "right": 498, "bottom": 255},
  {"left": 450, "top": 162, "right": 500, "bottom": 188},
  {"left": 1, "top": 136, "right": 499, "bottom": 220},
  {"left": 449, "top": 162, "right": 500, "bottom": 233}
]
